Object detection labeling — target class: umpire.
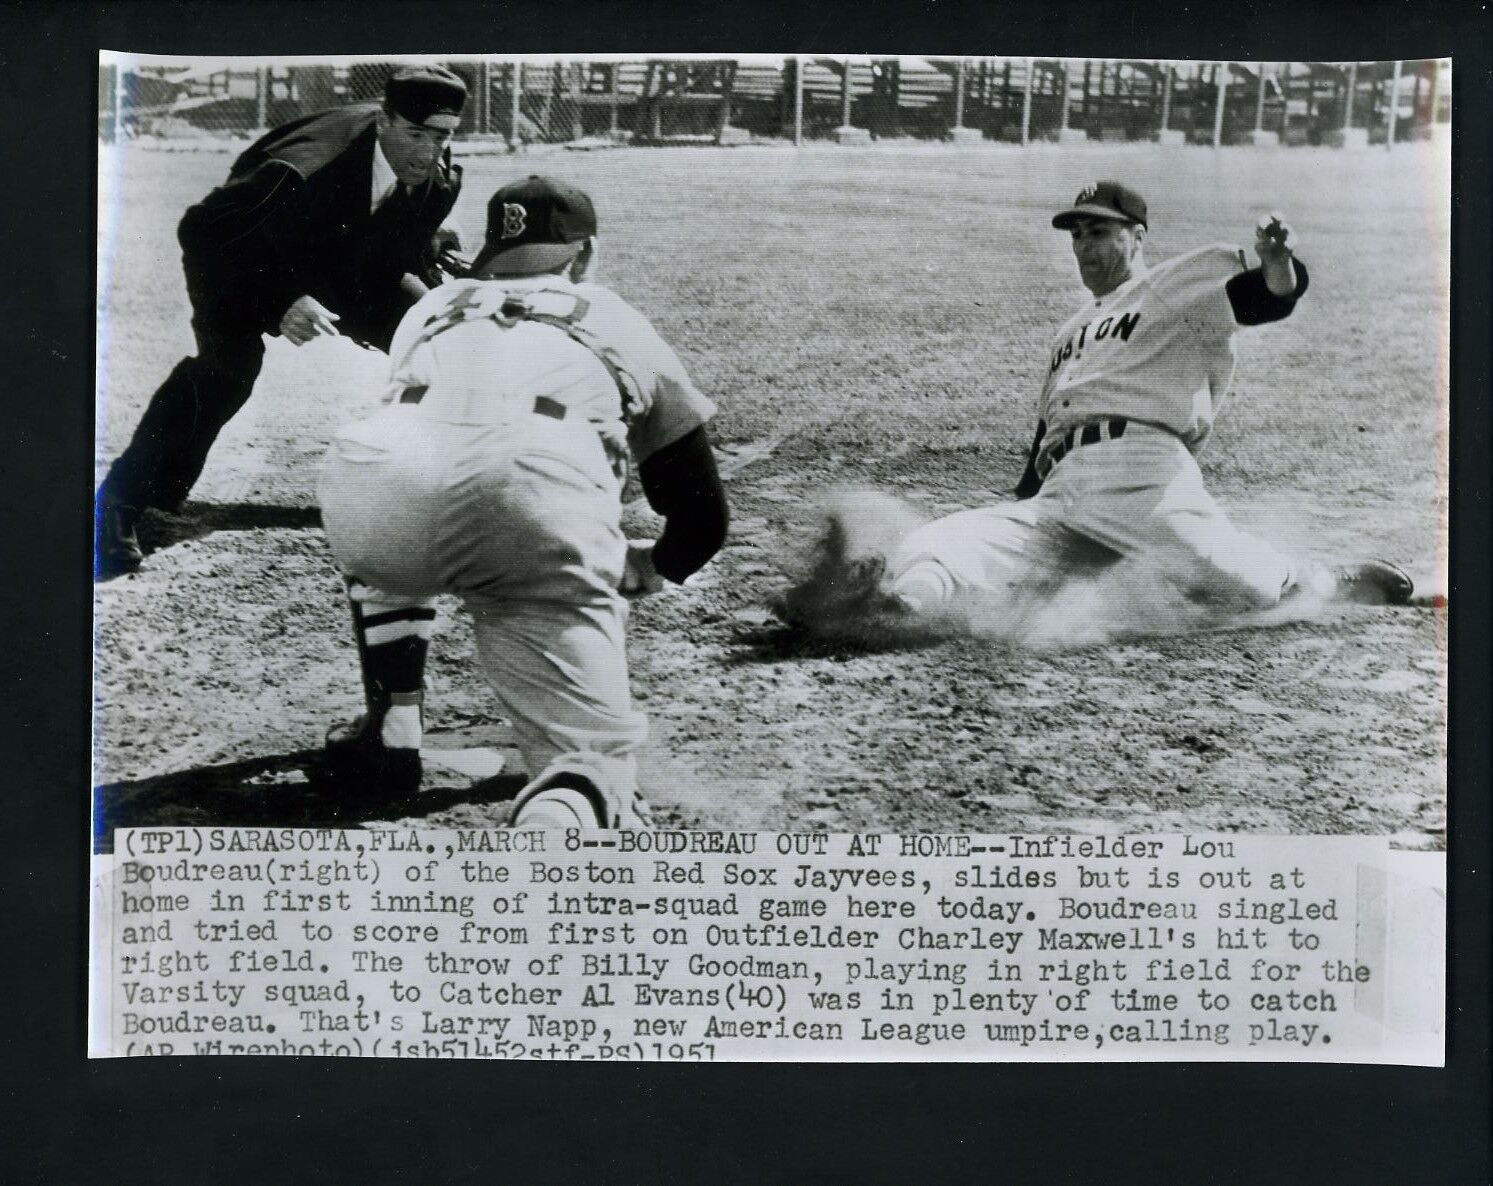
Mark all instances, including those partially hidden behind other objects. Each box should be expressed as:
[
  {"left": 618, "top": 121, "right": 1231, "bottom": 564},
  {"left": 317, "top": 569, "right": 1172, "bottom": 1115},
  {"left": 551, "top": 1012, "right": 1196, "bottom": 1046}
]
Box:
[{"left": 95, "top": 65, "right": 468, "bottom": 578}]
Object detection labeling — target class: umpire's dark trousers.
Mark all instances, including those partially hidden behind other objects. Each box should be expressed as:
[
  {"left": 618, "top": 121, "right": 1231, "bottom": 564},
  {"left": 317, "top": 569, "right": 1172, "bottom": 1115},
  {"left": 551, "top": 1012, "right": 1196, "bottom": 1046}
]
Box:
[
  {"left": 101, "top": 314, "right": 265, "bottom": 513},
  {"left": 100, "top": 271, "right": 405, "bottom": 514}
]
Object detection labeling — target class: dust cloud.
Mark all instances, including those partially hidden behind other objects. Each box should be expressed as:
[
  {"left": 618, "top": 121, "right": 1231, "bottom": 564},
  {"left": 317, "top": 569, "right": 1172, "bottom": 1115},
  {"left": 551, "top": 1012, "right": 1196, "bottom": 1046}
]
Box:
[{"left": 786, "top": 490, "right": 1337, "bottom": 652}]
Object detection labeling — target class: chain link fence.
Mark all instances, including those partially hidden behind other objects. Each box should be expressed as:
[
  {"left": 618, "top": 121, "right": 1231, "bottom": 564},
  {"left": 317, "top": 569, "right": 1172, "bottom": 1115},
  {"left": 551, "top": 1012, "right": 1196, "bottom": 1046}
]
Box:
[{"left": 99, "top": 57, "right": 1451, "bottom": 149}]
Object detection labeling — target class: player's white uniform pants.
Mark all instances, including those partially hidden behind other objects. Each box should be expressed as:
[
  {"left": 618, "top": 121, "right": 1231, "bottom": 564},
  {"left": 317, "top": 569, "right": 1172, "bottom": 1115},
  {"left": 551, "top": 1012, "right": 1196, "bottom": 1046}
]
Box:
[
  {"left": 889, "top": 423, "right": 1296, "bottom": 612},
  {"left": 318, "top": 403, "right": 646, "bottom": 796}
]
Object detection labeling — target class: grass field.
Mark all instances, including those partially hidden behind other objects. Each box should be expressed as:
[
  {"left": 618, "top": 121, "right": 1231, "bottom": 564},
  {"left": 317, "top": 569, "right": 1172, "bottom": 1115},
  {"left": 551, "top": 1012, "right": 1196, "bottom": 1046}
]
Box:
[{"left": 93, "top": 139, "right": 1449, "bottom": 844}]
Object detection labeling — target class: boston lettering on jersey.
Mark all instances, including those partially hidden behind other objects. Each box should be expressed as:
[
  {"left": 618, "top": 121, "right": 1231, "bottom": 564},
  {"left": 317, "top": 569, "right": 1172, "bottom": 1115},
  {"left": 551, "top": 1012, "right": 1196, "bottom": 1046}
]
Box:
[{"left": 1049, "top": 310, "right": 1143, "bottom": 374}]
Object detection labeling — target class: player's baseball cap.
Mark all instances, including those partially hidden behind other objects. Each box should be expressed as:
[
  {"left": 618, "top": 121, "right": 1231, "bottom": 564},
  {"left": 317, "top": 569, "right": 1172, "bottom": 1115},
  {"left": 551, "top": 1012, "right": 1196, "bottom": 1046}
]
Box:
[
  {"left": 384, "top": 66, "right": 467, "bottom": 129},
  {"left": 469, "top": 176, "right": 598, "bottom": 277},
  {"left": 1052, "top": 181, "right": 1148, "bottom": 230}
]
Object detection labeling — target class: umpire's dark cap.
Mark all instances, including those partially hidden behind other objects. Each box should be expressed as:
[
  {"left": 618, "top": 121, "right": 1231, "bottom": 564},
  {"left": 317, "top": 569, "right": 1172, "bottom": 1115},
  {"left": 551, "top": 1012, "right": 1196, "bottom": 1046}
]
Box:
[
  {"left": 1052, "top": 181, "right": 1148, "bottom": 229},
  {"left": 384, "top": 66, "right": 467, "bottom": 127},
  {"left": 470, "top": 176, "right": 598, "bottom": 278}
]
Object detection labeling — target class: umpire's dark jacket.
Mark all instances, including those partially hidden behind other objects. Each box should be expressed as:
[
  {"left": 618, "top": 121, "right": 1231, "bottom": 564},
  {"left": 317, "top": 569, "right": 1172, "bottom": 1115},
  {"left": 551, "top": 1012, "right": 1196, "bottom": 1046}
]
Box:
[
  {"left": 178, "top": 101, "right": 462, "bottom": 347},
  {"left": 98, "top": 102, "right": 463, "bottom": 520}
]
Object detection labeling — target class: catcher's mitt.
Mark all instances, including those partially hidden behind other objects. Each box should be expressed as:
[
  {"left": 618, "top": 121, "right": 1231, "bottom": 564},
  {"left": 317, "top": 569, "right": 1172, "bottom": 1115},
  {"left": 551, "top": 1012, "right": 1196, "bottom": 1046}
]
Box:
[{"left": 436, "top": 243, "right": 473, "bottom": 279}]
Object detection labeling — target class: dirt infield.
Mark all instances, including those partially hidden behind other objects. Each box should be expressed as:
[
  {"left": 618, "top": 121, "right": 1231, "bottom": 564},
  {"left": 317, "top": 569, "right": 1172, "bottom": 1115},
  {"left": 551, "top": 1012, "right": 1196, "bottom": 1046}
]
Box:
[{"left": 93, "top": 140, "right": 1448, "bottom": 845}]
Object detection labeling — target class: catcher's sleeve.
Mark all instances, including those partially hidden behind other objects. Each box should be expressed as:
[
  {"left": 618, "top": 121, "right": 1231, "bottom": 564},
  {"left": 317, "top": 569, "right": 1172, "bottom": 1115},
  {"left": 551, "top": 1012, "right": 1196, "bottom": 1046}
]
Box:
[
  {"left": 637, "top": 425, "right": 730, "bottom": 584},
  {"left": 1014, "top": 419, "right": 1047, "bottom": 500}
]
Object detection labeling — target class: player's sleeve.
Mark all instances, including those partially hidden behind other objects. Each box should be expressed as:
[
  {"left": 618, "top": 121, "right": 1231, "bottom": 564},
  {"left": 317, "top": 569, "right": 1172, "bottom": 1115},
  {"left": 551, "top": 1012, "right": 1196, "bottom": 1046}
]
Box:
[
  {"left": 1014, "top": 419, "right": 1047, "bottom": 499},
  {"left": 179, "top": 161, "right": 315, "bottom": 330},
  {"left": 1150, "top": 244, "right": 1251, "bottom": 336},
  {"left": 1017, "top": 334, "right": 1067, "bottom": 497},
  {"left": 1226, "top": 258, "right": 1310, "bottom": 325},
  {"left": 613, "top": 305, "right": 717, "bottom": 464},
  {"left": 380, "top": 286, "right": 449, "bottom": 400},
  {"left": 637, "top": 426, "right": 730, "bottom": 583},
  {"left": 587, "top": 293, "right": 723, "bottom": 581}
]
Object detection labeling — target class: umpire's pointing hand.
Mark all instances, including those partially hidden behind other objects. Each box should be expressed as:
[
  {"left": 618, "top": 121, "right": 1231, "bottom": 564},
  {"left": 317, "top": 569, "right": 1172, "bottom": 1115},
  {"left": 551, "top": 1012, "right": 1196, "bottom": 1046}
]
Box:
[{"left": 280, "top": 295, "right": 341, "bottom": 346}]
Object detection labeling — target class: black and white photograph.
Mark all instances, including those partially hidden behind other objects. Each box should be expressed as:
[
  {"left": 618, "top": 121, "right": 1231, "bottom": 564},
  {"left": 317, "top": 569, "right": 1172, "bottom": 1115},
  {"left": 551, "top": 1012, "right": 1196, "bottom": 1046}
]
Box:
[
  {"left": 83, "top": 50, "right": 1457, "bottom": 1071},
  {"left": 93, "top": 53, "right": 1448, "bottom": 839}
]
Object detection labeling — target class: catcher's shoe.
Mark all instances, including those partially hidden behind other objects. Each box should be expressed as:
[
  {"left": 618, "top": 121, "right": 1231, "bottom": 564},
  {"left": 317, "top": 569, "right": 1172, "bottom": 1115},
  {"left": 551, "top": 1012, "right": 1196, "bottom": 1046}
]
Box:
[
  {"left": 95, "top": 496, "right": 143, "bottom": 580},
  {"left": 321, "top": 714, "right": 422, "bottom": 804},
  {"left": 1331, "top": 560, "right": 1414, "bottom": 607},
  {"left": 511, "top": 771, "right": 654, "bottom": 830}
]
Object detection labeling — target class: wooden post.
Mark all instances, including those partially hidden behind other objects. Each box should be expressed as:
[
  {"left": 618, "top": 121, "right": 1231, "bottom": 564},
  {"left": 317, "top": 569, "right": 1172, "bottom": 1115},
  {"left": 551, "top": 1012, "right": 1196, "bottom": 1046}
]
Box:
[
  {"left": 716, "top": 61, "right": 735, "bottom": 142},
  {"left": 255, "top": 65, "right": 269, "bottom": 131},
  {"left": 1384, "top": 59, "right": 1401, "bottom": 149},
  {"left": 113, "top": 60, "right": 126, "bottom": 143},
  {"left": 568, "top": 63, "right": 585, "bottom": 140},
  {"left": 640, "top": 60, "right": 657, "bottom": 141},
  {"left": 1426, "top": 57, "right": 1441, "bottom": 133},
  {"left": 508, "top": 62, "right": 522, "bottom": 150},
  {"left": 1077, "top": 59, "right": 1088, "bottom": 133},
  {"left": 793, "top": 57, "right": 804, "bottom": 146},
  {"left": 840, "top": 57, "right": 853, "bottom": 127},
  {"left": 1254, "top": 61, "right": 1266, "bottom": 131},
  {"left": 1109, "top": 60, "right": 1117, "bottom": 128},
  {"left": 1279, "top": 61, "right": 1290, "bottom": 136},
  {"left": 953, "top": 57, "right": 966, "bottom": 128},
  {"left": 1212, "top": 61, "right": 1229, "bottom": 147},
  {"left": 1098, "top": 60, "right": 1107, "bottom": 135},
  {"left": 609, "top": 62, "right": 620, "bottom": 135},
  {"left": 1343, "top": 60, "right": 1358, "bottom": 129},
  {"left": 884, "top": 59, "right": 901, "bottom": 137},
  {"left": 477, "top": 59, "right": 488, "bottom": 135},
  {"left": 1159, "top": 62, "right": 1173, "bottom": 134},
  {"left": 1059, "top": 61, "right": 1071, "bottom": 132},
  {"left": 1021, "top": 58, "right": 1034, "bottom": 144},
  {"left": 538, "top": 67, "right": 554, "bottom": 140}
]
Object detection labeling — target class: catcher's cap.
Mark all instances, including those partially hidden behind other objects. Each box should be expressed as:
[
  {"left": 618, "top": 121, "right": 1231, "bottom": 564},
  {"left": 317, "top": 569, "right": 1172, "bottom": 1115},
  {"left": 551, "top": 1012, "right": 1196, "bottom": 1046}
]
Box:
[
  {"left": 1052, "top": 181, "right": 1148, "bottom": 230},
  {"left": 384, "top": 66, "right": 467, "bottom": 129},
  {"left": 470, "top": 176, "right": 598, "bottom": 278}
]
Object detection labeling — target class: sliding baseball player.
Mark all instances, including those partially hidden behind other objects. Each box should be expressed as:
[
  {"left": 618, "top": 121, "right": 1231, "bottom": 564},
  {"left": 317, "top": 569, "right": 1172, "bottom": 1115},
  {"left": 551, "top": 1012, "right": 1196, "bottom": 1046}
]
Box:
[{"left": 779, "top": 180, "right": 1413, "bottom": 630}]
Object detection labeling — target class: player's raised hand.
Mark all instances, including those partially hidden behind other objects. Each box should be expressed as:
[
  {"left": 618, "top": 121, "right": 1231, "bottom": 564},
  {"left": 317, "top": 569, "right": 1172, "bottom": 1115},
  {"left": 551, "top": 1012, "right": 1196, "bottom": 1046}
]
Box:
[
  {"left": 1254, "top": 212, "right": 1296, "bottom": 265},
  {"left": 1254, "top": 212, "right": 1300, "bottom": 297},
  {"left": 280, "top": 294, "right": 341, "bottom": 346}
]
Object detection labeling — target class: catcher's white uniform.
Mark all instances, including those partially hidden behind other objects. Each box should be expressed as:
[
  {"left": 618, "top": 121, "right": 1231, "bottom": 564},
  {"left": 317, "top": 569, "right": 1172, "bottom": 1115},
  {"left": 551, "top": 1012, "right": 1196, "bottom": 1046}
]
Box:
[
  {"left": 319, "top": 275, "right": 715, "bottom": 806},
  {"left": 889, "top": 245, "right": 1300, "bottom": 612}
]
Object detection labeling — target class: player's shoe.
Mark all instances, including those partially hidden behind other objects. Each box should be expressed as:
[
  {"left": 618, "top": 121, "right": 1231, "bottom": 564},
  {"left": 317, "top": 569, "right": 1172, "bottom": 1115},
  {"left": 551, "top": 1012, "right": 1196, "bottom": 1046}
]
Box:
[
  {"left": 1330, "top": 560, "right": 1414, "bottom": 606},
  {"left": 511, "top": 773, "right": 655, "bottom": 830},
  {"left": 95, "top": 496, "right": 143, "bottom": 580},
  {"left": 321, "top": 714, "right": 423, "bottom": 806}
]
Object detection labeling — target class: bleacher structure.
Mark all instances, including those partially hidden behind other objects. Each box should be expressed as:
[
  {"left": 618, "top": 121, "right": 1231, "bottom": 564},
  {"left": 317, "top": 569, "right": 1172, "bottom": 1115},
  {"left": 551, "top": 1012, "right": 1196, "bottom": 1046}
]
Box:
[{"left": 99, "top": 56, "right": 1451, "bottom": 150}]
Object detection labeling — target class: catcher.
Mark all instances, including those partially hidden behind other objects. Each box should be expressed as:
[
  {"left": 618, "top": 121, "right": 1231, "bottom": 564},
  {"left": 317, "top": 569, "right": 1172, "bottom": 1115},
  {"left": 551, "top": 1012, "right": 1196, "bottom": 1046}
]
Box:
[
  {"left": 316, "top": 175, "right": 729, "bottom": 827},
  {"left": 780, "top": 181, "right": 1414, "bottom": 631}
]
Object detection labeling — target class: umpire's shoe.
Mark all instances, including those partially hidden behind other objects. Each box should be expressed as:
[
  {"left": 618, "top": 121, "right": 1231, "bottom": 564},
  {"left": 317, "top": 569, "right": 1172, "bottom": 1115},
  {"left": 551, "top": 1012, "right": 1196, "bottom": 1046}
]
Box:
[
  {"left": 1331, "top": 560, "right": 1414, "bottom": 606},
  {"left": 95, "top": 494, "right": 143, "bottom": 580},
  {"left": 321, "top": 714, "right": 423, "bottom": 809}
]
